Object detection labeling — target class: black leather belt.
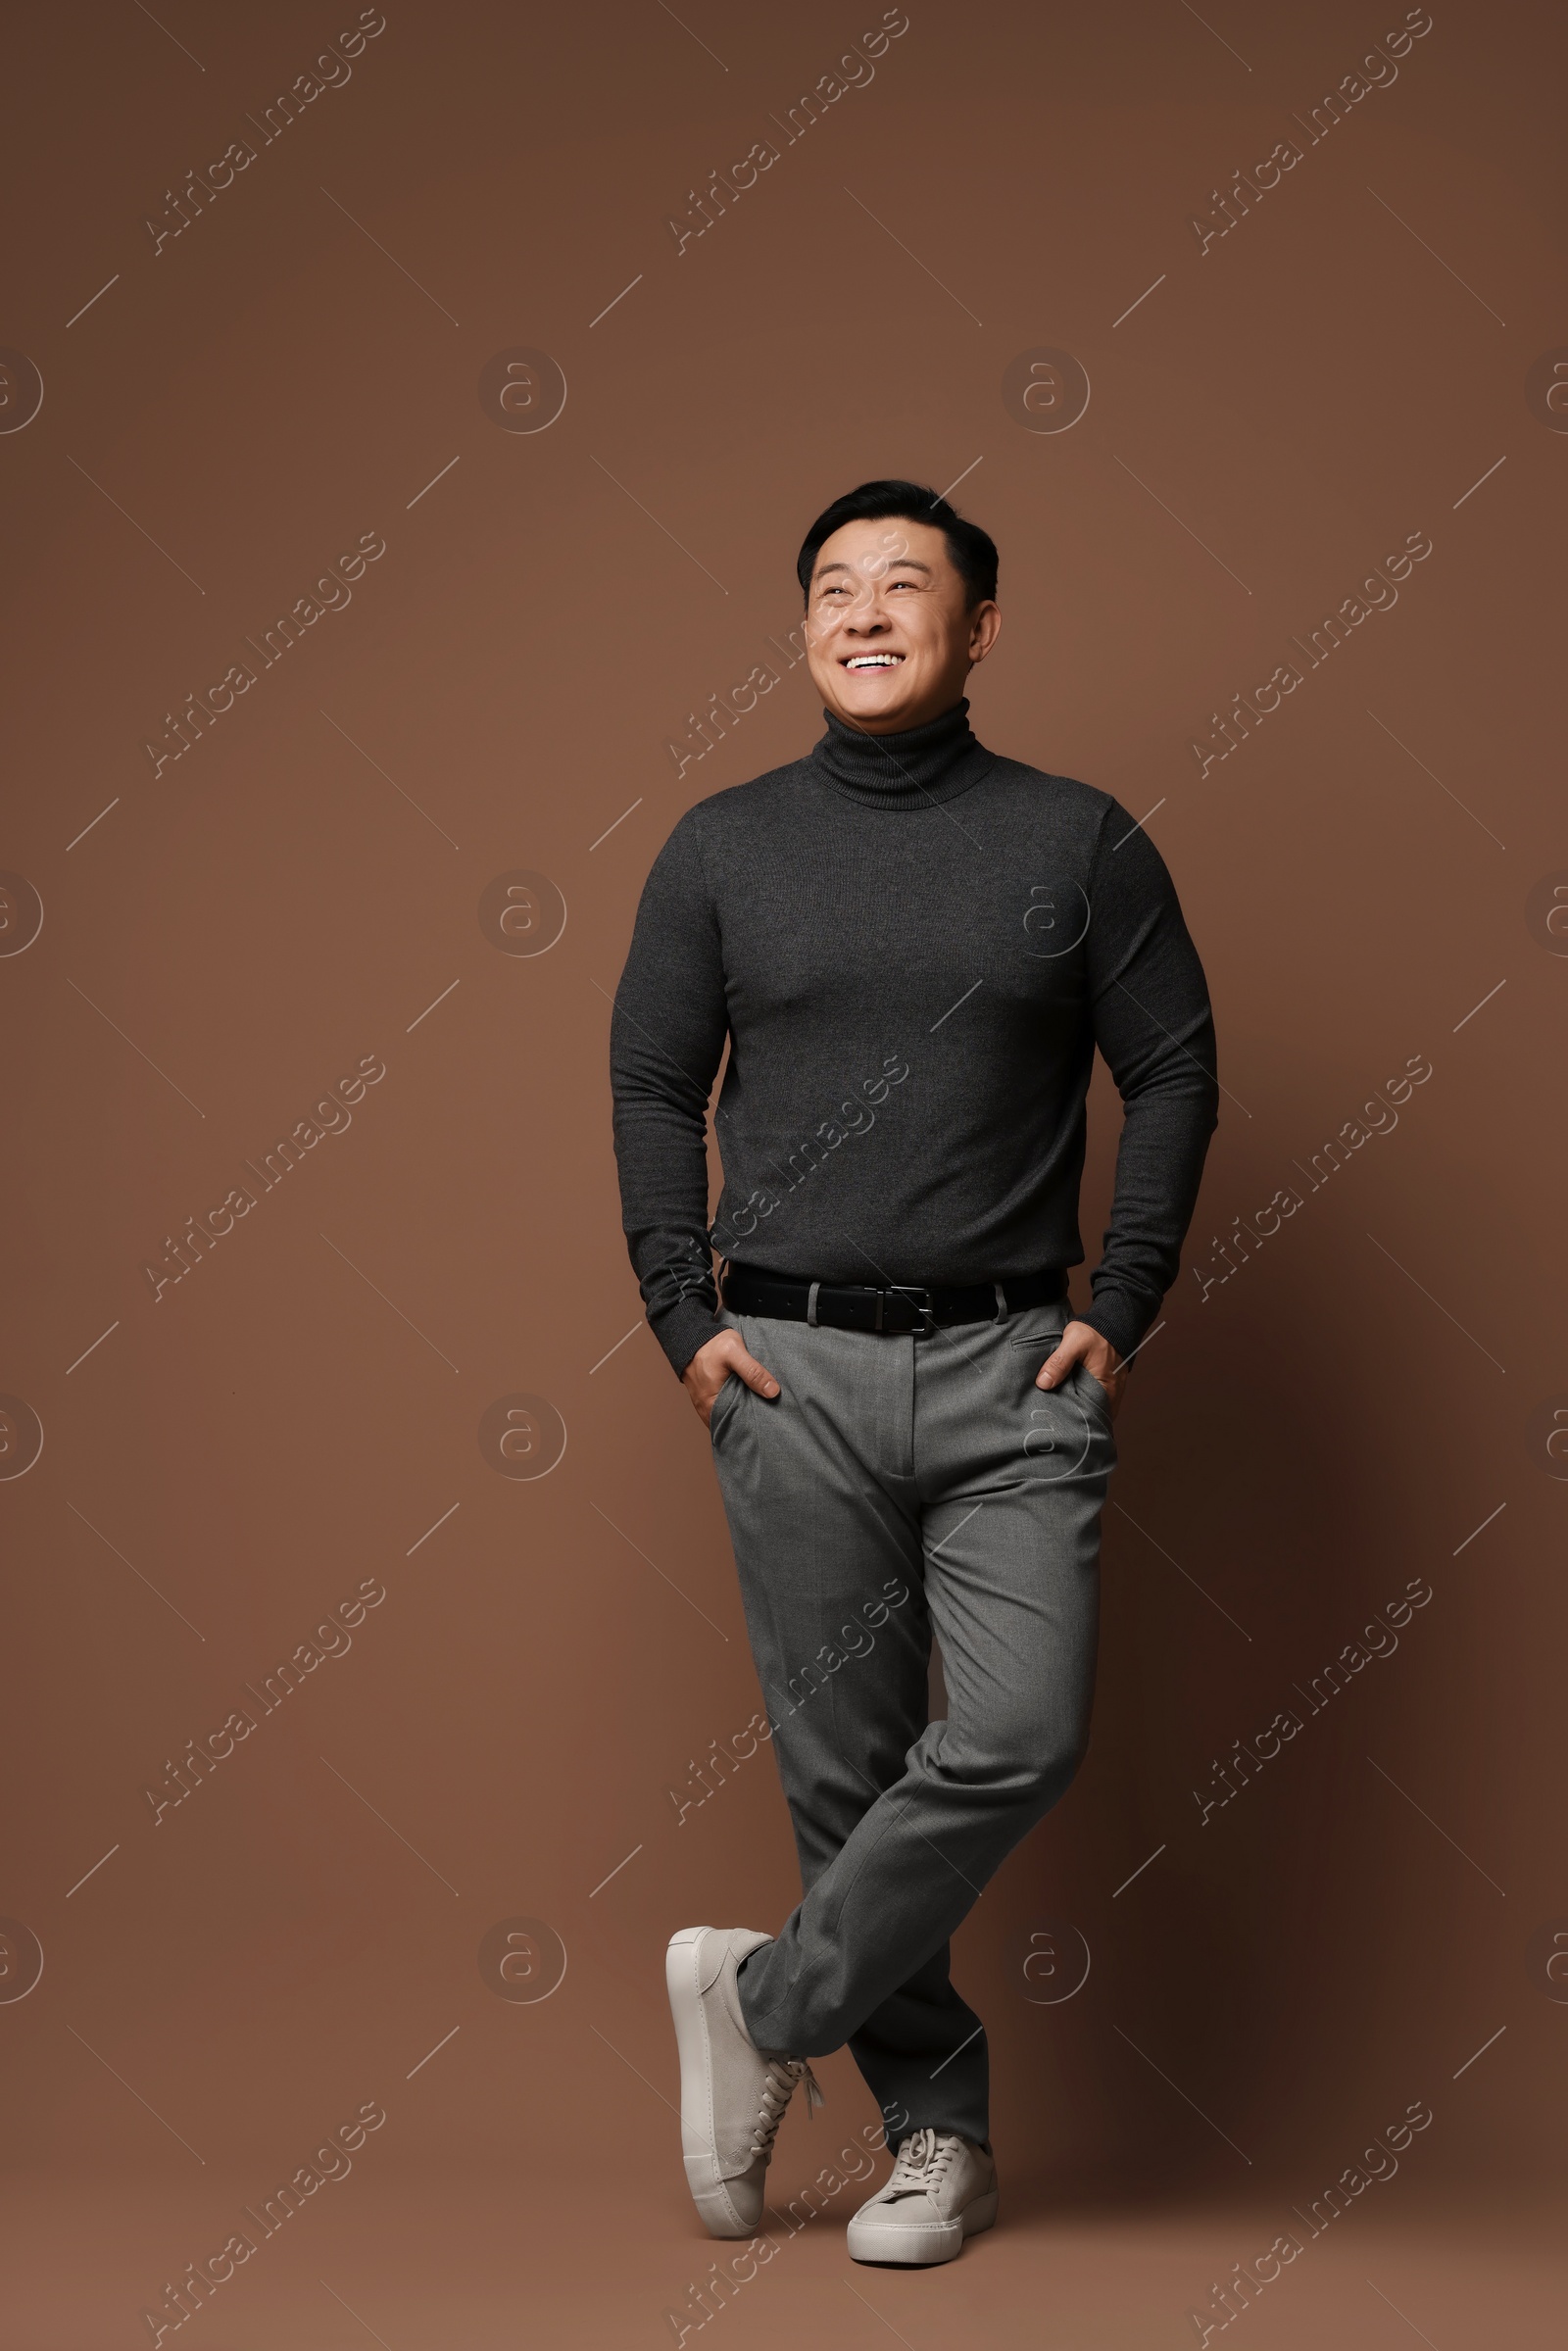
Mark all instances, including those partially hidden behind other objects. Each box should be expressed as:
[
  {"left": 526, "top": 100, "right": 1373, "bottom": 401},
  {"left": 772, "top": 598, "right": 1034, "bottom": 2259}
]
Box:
[{"left": 720, "top": 1263, "right": 1066, "bottom": 1335}]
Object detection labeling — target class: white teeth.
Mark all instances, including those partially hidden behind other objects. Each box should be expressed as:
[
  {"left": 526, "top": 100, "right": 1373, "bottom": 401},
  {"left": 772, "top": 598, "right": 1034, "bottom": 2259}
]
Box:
[{"left": 847, "top": 655, "right": 901, "bottom": 668}]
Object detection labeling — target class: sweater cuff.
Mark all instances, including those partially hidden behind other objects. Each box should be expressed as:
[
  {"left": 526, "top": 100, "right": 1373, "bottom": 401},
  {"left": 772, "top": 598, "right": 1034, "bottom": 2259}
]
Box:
[
  {"left": 1078, "top": 1288, "right": 1157, "bottom": 1366},
  {"left": 653, "top": 1297, "right": 725, "bottom": 1380}
]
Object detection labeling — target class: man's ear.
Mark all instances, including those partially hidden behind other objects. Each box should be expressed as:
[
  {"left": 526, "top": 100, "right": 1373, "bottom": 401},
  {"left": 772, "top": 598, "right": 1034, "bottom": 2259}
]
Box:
[{"left": 968, "top": 601, "right": 1002, "bottom": 661}]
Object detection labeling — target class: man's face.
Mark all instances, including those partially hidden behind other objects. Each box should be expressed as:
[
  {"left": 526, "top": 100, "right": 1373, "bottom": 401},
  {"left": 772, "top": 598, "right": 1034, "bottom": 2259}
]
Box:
[{"left": 804, "top": 515, "right": 1001, "bottom": 735}]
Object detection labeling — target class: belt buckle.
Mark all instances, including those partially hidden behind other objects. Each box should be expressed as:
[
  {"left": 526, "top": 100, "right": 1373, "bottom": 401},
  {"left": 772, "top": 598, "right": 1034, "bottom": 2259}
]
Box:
[{"left": 880, "top": 1283, "right": 931, "bottom": 1336}]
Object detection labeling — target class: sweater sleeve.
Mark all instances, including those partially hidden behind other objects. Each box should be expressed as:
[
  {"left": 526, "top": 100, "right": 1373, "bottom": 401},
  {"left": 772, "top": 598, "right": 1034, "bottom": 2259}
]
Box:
[
  {"left": 610, "top": 809, "right": 730, "bottom": 1377},
  {"left": 1077, "top": 802, "right": 1219, "bottom": 1361}
]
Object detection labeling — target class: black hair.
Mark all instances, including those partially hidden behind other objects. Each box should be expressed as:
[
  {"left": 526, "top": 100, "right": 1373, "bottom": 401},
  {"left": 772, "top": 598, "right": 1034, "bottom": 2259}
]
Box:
[{"left": 795, "top": 478, "right": 999, "bottom": 610}]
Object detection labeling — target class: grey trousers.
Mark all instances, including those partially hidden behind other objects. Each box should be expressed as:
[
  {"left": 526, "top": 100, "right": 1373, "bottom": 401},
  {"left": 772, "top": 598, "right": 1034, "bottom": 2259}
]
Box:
[{"left": 706, "top": 1293, "right": 1114, "bottom": 2146}]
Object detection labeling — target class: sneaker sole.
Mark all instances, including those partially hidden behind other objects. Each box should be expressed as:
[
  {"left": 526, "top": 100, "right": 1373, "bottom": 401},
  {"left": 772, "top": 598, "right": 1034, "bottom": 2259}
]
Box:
[
  {"left": 665, "top": 1927, "right": 758, "bottom": 2241},
  {"left": 847, "top": 2185, "right": 999, "bottom": 2267}
]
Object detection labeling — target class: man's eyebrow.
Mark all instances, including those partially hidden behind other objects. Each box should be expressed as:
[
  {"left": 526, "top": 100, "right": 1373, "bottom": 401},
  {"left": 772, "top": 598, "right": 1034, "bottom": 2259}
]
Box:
[{"left": 812, "top": 557, "right": 934, "bottom": 581}]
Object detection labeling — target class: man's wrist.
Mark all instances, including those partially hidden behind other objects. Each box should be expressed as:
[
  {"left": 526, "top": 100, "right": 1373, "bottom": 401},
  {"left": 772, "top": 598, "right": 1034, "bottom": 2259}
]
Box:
[
  {"left": 661, "top": 1298, "right": 725, "bottom": 1380},
  {"left": 1076, "top": 1296, "right": 1151, "bottom": 1366}
]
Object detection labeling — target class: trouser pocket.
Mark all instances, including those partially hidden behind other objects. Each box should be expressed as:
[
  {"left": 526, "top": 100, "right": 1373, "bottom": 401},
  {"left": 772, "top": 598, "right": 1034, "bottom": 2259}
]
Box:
[{"left": 708, "top": 1371, "right": 743, "bottom": 1443}]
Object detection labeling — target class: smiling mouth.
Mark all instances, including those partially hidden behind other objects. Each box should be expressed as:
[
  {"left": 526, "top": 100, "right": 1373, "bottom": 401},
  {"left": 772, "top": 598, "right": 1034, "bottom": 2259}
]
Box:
[{"left": 843, "top": 652, "right": 905, "bottom": 671}]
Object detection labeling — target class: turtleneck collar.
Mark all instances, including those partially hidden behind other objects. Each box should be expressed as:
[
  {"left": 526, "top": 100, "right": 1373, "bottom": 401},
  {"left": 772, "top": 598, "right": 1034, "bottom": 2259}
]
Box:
[{"left": 808, "top": 696, "right": 995, "bottom": 810}]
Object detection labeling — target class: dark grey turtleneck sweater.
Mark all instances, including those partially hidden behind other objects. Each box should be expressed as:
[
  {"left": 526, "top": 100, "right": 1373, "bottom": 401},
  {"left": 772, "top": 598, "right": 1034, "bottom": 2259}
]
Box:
[{"left": 611, "top": 698, "right": 1218, "bottom": 1375}]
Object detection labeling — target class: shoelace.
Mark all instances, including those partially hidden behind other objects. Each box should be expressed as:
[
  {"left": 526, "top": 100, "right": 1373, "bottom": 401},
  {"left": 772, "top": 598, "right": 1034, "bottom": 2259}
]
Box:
[
  {"left": 747, "top": 2055, "right": 824, "bottom": 2161},
  {"left": 886, "top": 2127, "right": 960, "bottom": 2195}
]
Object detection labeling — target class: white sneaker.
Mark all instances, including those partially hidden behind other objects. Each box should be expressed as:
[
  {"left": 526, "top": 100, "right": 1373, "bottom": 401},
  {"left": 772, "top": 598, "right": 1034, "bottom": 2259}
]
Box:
[
  {"left": 846, "top": 2128, "right": 998, "bottom": 2265},
  {"left": 665, "top": 1925, "right": 823, "bottom": 2238}
]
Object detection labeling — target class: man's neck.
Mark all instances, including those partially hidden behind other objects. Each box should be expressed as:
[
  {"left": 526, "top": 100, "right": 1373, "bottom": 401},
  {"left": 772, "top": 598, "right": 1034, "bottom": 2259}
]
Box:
[{"left": 809, "top": 697, "right": 994, "bottom": 809}]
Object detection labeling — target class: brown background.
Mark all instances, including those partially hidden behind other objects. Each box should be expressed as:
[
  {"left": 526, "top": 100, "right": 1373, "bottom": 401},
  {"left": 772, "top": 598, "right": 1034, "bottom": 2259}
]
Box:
[{"left": 2, "top": 0, "right": 1564, "bottom": 2342}]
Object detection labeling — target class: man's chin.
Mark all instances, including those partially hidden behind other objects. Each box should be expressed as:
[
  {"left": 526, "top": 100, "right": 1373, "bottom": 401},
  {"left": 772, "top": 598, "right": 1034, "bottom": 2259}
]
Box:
[{"left": 828, "top": 684, "right": 922, "bottom": 733}]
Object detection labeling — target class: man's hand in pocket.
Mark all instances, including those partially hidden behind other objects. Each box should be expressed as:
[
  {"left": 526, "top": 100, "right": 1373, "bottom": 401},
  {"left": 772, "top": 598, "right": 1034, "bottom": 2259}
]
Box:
[
  {"left": 1035, "top": 1319, "right": 1126, "bottom": 1419},
  {"left": 681, "top": 1330, "right": 781, "bottom": 1428}
]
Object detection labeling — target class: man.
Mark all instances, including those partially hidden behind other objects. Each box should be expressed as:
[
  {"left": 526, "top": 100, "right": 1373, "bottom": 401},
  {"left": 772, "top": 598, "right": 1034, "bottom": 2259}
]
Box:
[{"left": 611, "top": 479, "right": 1218, "bottom": 2265}]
